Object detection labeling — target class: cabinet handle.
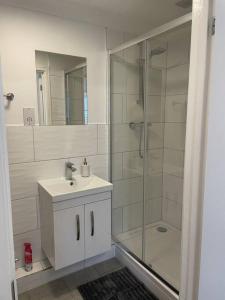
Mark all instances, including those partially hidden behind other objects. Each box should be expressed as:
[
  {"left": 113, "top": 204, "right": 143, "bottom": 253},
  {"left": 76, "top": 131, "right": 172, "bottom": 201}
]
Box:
[
  {"left": 76, "top": 215, "right": 80, "bottom": 241},
  {"left": 90, "top": 211, "right": 94, "bottom": 236}
]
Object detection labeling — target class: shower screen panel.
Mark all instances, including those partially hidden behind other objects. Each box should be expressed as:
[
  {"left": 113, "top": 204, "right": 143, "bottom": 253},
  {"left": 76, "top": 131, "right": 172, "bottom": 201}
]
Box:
[
  {"left": 110, "top": 43, "right": 145, "bottom": 260},
  {"left": 110, "top": 22, "right": 191, "bottom": 292}
]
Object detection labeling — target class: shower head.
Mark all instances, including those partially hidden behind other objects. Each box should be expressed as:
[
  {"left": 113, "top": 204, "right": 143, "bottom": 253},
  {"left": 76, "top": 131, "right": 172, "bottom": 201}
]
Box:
[{"left": 150, "top": 47, "right": 166, "bottom": 57}]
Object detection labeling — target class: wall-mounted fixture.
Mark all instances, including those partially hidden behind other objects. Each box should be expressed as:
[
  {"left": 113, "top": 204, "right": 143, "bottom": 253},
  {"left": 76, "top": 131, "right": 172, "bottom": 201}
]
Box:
[{"left": 4, "top": 93, "right": 14, "bottom": 101}]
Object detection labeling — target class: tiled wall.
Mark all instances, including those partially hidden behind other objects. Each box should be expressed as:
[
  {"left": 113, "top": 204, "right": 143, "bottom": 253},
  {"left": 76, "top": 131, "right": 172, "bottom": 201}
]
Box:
[
  {"left": 7, "top": 125, "right": 109, "bottom": 267},
  {"left": 49, "top": 71, "right": 66, "bottom": 125},
  {"left": 162, "top": 26, "right": 190, "bottom": 230}
]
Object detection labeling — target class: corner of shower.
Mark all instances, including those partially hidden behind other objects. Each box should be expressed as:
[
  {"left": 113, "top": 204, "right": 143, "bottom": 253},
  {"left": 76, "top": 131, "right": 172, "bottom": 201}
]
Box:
[{"left": 109, "top": 15, "right": 192, "bottom": 298}]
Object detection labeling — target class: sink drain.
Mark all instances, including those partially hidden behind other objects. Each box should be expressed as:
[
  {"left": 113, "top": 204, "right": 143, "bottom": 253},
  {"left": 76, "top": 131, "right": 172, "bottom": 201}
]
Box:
[{"left": 157, "top": 226, "right": 167, "bottom": 233}]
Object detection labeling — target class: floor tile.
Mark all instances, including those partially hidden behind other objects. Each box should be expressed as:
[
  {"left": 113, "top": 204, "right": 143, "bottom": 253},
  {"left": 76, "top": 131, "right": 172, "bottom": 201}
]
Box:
[{"left": 63, "top": 266, "right": 99, "bottom": 292}]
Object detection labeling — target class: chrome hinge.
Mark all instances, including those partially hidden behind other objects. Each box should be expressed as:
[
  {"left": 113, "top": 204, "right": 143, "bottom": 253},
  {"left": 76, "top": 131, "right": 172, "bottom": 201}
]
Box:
[
  {"left": 210, "top": 17, "right": 216, "bottom": 36},
  {"left": 11, "top": 280, "right": 16, "bottom": 300}
]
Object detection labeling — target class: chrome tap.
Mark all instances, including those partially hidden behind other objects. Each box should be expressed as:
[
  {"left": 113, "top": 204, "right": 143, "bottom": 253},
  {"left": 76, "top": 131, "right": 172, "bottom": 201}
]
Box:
[{"left": 65, "top": 161, "right": 77, "bottom": 180}]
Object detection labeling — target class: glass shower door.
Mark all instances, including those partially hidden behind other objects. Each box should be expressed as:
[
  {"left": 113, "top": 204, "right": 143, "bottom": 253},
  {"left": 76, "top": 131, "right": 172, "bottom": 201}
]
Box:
[
  {"left": 144, "top": 24, "right": 191, "bottom": 291},
  {"left": 111, "top": 42, "right": 145, "bottom": 260},
  {"left": 110, "top": 22, "right": 191, "bottom": 292}
]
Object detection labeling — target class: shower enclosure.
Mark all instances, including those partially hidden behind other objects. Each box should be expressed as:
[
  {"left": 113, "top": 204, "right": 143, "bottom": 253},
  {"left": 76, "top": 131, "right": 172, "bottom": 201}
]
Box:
[{"left": 110, "top": 20, "right": 191, "bottom": 292}]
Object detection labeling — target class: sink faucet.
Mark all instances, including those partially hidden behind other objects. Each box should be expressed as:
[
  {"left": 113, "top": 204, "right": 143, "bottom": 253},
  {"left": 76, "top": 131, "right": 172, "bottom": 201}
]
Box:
[{"left": 65, "top": 161, "right": 77, "bottom": 181}]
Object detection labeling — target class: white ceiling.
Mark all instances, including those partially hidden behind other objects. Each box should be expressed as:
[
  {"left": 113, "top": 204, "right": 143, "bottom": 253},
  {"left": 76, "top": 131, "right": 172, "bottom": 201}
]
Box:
[{"left": 0, "top": 0, "right": 192, "bottom": 34}]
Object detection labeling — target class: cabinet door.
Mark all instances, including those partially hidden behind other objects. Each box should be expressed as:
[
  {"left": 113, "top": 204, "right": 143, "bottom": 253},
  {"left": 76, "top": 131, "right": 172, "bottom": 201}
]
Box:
[
  {"left": 85, "top": 199, "right": 111, "bottom": 259},
  {"left": 54, "top": 206, "right": 84, "bottom": 270}
]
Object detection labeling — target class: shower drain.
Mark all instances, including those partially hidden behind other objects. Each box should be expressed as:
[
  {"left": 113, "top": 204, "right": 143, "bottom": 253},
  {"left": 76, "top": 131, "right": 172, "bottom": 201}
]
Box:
[{"left": 156, "top": 226, "right": 168, "bottom": 233}]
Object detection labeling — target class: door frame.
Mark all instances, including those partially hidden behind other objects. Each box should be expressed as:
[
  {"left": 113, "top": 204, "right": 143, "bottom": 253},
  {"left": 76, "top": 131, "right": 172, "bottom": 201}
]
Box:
[
  {"left": 179, "top": 1, "right": 212, "bottom": 299},
  {"left": 0, "top": 61, "right": 17, "bottom": 299}
]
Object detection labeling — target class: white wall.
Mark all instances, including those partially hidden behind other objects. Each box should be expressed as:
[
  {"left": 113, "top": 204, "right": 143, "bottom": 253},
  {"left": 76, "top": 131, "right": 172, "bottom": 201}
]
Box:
[
  {"left": 0, "top": 5, "right": 107, "bottom": 125},
  {"left": 198, "top": 1, "right": 225, "bottom": 299}
]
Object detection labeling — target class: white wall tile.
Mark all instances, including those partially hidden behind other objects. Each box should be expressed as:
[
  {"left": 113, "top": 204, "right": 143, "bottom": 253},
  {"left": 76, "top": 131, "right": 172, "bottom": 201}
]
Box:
[
  {"left": 122, "top": 149, "right": 163, "bottom": 179},
  {"left": 112, "top": 177, "right": 143, "bottom": 209},
  {"left": 51, "top": 98, "right": 66, "bottom": 122},
  {"left": 124, "top": 94, "right": 144, "bottom": 123},
  {"left": 123, "top": 202, "right": 143, "bottom": 232},
  {"left": 12, "top": 197, "right": 38, "bottom": 235},
  {"left": 112, "top": 208, "right": 123, "bottom": 236},
  {"left": 145, "top": 198, "right": 162, "bottom": 224},
  {"left": 126, "top": 68, "right": 139, "bottom": 95},
  {"left": 124, "top": 44, "right": 140, "bottom": 95},
  {"left": 7, "top": 126, "right": 34, "bottom": 164},
  {"left": 14, "top": 229, "right": 44, "bottom": 268},
  {"left": 163, "top": 173, "right": 183, "bottom": 204},
  {"left": 145, "top": 173, "right": 163, "bottom": 200},
  {"left": 34, "top": 125, "right": 97, "bottom": 160},
  {"left": 147, "top": 96, "right": 165, "bottom": 123},
  {"left": 111, "top": 52, "right": 126, "bottom": 94},
  {"left": 112, "top": 153, "right": 123, "bottom": 181},
  {"left": 70, "top": 154, "right": 109, "bottom": 181},
  {"left": 123, "top": 151, "right": 143, "bottom": 179},
  {"left": 111, "top": 94, "right": 124, "bottom": 124},
  {"left": 166, "top": 64, "right": 189, "bottom": 95},
  {"left": 148, "top": 68, "right": 166, "bottom": 96},
  {"left": 165, "top": 95, "right": 187, "bottom": 123},
  {"left": 51, "top": 120, "right": 66, "bottom": 126},
  {"left": 148, "top": 123, "right": 164, "bottom": 149},
  {"left": 163, "top": 199, "right": 182, "bottom": 229},
  {"left": 164, "top": 123, "right": 186, "bottom": 150},
  {"left": 9, "top": 153, "right": 109, "bottom": 200},
  {"left": 9, "top": 159, "right": 66, "bottom": 200},
  {"left": 111, "top": 124, "right": 139, "bottom": 153},
  {"left": 164, "top": 149, "right": 184, "bottom": 177},
  {"left": 147, "top": 149, "right": 163, "bottom": 175},
  {"left": 50, "top": 75, "right": 65, "bottom": 99},
  {"left": 98, "top": 124, "right": 109, "bottom": 154}
]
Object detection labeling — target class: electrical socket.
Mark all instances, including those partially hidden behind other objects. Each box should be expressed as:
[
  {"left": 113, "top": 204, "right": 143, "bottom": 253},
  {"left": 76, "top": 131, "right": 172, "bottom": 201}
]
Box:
[{"left": 23, "top": 108, "right": 35, "bottom": 126}]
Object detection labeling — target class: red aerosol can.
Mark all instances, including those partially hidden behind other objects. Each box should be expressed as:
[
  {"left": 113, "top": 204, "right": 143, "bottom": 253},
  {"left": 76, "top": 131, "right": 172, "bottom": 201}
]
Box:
[{"left": 24, "top": 243, "right": 33, "bottom": 272}]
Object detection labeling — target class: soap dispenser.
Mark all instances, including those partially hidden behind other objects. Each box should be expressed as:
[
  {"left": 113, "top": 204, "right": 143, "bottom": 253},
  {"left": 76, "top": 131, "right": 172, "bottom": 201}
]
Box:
[{"left": 80, "top": 157, "right": 91, "bottom": 177}]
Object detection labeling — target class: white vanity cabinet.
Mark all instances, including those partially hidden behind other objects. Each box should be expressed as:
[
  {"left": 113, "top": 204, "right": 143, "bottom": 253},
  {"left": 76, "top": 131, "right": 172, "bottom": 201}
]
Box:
[
  {"left": 38, "top": 175, "right": 113, "bottom": 270},
  {"left": 85, "top": 199, "right": 111, "bottom": 259},
  {"left": 54, "top": 205, "right": 85, "bottom": 269}
]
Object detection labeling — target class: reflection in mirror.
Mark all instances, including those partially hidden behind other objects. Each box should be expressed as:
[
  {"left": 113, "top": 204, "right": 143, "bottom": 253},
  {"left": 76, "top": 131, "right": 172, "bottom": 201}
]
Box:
[{"left": 35, "top": 51, "right": 88, "bottom": 125}]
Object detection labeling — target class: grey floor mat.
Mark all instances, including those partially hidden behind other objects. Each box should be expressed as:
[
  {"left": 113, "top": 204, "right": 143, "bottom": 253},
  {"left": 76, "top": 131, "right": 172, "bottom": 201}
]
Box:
[{"left": 78, "top": 267, "right": 159, "bottom": 300}]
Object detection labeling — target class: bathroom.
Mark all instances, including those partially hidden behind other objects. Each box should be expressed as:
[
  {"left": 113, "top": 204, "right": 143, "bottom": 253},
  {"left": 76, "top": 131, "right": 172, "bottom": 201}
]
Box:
[{"left": 0, "top": 0, "right": 224, "bottom": 299}]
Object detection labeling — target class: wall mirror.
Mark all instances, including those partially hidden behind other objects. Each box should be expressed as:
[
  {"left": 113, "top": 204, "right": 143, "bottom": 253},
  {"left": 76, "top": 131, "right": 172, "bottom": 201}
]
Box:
[{"left": 35, "top": 51, "right": 88, "bottom": 125}]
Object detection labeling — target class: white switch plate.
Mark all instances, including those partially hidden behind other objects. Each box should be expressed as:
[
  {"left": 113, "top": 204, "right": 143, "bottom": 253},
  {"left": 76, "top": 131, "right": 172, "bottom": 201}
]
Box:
[{"left": 23, "top": 108, "right": 35, "bottom": 126}]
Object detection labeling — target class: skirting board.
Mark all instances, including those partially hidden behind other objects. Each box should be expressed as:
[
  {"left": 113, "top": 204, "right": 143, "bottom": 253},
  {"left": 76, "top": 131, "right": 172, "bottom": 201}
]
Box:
[
  {"left": 17, "top": 246, "right": 115, "bottom": 294},
  {"left": 115, "top": 245, "right": 178, "bottom": 300}
]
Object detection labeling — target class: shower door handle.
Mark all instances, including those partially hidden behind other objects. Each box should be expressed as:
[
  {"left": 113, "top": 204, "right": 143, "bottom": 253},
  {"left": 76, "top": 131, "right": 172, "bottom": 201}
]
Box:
[
  {"left": 76, "top": 214, "right": 80, "bottom": 241},
  {"left": 90, "top": 211, "right": 94, "bottom": 236}
]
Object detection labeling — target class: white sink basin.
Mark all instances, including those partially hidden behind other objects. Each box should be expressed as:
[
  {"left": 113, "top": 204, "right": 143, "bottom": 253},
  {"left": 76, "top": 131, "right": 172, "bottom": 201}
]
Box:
[{"left": 38, "top": 175, "right": 113, "bottom": 202}]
